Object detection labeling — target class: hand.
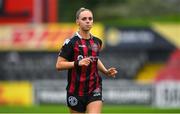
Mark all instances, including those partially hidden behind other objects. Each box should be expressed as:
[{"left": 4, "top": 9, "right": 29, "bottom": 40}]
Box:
[
  {"left": 79, "top": 57, "right": 92, "bottom": 66},
  {"left": 106, "top": 67, "right": 118, "bottom": 78}
]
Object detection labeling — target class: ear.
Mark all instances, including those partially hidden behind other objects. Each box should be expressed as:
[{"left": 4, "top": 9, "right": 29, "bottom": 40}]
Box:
[{"left": 76, "top": 19, "right": 79, "bottom": 25}]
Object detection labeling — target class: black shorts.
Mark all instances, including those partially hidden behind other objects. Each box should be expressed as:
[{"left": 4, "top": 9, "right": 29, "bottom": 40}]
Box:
[{"left": 66, "top": 92, "right": 103, "bottom": 112}]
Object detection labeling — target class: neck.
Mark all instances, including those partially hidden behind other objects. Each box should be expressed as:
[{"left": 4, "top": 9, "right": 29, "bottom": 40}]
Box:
[{"left": 78, "top": 30, "right": 90, "bottom": 39}]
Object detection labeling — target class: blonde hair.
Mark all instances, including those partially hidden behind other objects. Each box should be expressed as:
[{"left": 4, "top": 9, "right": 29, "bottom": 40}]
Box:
[{"left": 76, "top": 7, "right": 92, "bottom": 19}]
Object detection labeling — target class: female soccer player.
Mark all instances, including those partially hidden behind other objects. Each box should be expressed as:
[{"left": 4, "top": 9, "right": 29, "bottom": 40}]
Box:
[{"left": 56, "top": 7, "right": 117, "bottom": 114}]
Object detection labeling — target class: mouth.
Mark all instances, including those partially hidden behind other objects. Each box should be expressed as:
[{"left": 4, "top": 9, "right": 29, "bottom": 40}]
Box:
[{"left": 86, "top": 25, "right": 92, "bottom": 28}]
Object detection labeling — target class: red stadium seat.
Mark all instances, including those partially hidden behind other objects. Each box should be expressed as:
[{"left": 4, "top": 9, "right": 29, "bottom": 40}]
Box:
[{"left": 155, "top": 49, "right": 180, "bottom": 82}]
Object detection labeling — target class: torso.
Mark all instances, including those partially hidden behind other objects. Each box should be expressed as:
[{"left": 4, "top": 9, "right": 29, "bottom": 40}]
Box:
[{"left": 59, "top": 33, "right": 102, "bottom": 96}]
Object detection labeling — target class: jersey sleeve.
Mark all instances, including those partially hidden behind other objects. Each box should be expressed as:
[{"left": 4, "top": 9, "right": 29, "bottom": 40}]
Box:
[
  {"left": 58, "top": 39, "right": 73, "bottom": 61},
  {"left": 96, "top": 38, "right": 103, "bottom": 56},
  {"left": 98, "top": 39, "right": 102, "bottom": 50}
]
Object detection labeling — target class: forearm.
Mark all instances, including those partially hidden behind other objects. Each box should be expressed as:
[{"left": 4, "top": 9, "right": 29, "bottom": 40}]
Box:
[
  {"left": 98, "top": 59, "right": 118, "bottom": 77},
  {"left": 56, "top": 61, "right": 74, "bottom": 70},
  {"left": 56, "top": 56, "right": 93, "bottom": 71},
  {"left": 56, "top": 57, "right": 74, "bottom": 70},
  {"left": 97, "top": 59, "right": 108, "bottom": 75}
]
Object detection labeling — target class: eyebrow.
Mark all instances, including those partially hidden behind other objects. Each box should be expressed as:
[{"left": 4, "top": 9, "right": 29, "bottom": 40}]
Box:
[
  {"left": 81, "top": 16, "right": 93, "bottom": 19},
  {"left": 81, "top": 17, "right": 93, "bottom": 20}
]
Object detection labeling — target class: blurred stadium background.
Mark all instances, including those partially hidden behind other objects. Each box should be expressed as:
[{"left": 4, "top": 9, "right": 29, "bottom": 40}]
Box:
[{"left": 0, "top": 0, "right": 180, "bottom": 113}]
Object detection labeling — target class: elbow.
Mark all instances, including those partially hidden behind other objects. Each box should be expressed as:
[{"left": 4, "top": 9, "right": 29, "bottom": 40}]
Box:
[{"left": 56, "top": 63, "right": 62, "bottom": 71}]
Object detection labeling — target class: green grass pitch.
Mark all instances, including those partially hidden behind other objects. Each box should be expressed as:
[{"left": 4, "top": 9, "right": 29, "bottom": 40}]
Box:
[{"left": 0, "top": 104, "right": 180, "bottom": 113}]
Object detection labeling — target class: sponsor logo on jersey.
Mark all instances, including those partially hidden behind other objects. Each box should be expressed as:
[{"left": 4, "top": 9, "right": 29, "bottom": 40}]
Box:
[
  {"left": 93, "top": 88, "right": 101, "bottom": 97},
  {"left": 79, "top": 45, "right": 86, "bottom": 48}
]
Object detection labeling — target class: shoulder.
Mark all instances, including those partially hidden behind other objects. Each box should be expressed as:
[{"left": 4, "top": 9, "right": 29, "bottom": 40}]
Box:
[
  {"left": 92, "top": 36, "right": 102, "bottom": 45},
  {"left": 63, "top": 35, "right": 79, "bottom": 46}
]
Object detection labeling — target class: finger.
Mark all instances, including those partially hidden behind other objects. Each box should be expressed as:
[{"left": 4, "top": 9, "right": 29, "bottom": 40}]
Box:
[
  {"left": 109, "top": 69, "right": 117, "bottom": 74},
  {"left": 80, "top": 59, "right": 89, "bottom": 66},
  {"left": 85, "top": 58, "right": 92, "bottom": 63},
  {"left": 88, "top": 57, "right": 93, "bottom": 62},
  {"left": 109, "top": 70, "right": 117, "bottom": 78},
  {"left": 109, "top": 67, "right": 116, "bottom": 71},
  {"left": 110, "top": 73, "right": 116, "bottom": 78},
  {"left": 115, "top": 70, "right": 118, "bottom": 74},
  {"left": 112, "top": 70, "right": 118, "bottom": 74},
  {"left": 84, "top": 58, "right": 91, "bottom": 66},
  {"left": 109, "top": 67, "right": 116, "bottom": 69},
  {"left": 107, "top": 71, "right": 115, "bottom": 77},
  {"left": 112, "top": 68, "right": 118, "bottom": 73},
  {"left": 85, "top": 61, "right": 90, "bottom": 66},
  {"left": 111, "top": 72, "right": 117, "bottom": 76}
]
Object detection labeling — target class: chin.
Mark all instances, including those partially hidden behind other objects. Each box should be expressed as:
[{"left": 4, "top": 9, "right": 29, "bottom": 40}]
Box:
[{"left": 83, "top": 29, "right": 91, "bottom": 31}]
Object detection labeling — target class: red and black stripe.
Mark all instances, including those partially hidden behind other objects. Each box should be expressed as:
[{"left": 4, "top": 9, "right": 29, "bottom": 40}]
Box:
[{"left": 66, "top": 36, "right": 102, "bottom": 96}]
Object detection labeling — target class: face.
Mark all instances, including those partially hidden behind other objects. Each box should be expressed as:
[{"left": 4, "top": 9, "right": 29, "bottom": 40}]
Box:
[{"left": 76, "top": 10, "right": 93, "bottom": 32}]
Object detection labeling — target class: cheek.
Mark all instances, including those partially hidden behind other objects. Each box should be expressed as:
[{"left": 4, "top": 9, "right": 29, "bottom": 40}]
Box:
[
  {"left": 78, "top": 21, "right": 83, "bottom": 24},
  {"left": 78, "top": 23, "right": 83, "bottom": 27},
  {"left": 90, "top": 21, "right": 93, "bottom": 24},
  {"left": 80, "top": 22, "right": 86, "bottom": 26}
]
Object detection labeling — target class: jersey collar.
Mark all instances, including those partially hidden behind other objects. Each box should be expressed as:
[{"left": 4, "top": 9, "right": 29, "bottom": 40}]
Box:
[
  {"left": 76, "top": 32, "right": 82, "bottom": 39},
  {"left": 75, "top": 32, "right": 93, "bottom": 39}
]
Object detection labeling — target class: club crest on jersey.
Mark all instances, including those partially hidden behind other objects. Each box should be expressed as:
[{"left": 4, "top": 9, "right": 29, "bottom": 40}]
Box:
[
  {"left": 68, "top": 96, "right": 78, "bottom": 106},
  {"left": 91, "top": 44, "right": 99, "bottom": 52}
]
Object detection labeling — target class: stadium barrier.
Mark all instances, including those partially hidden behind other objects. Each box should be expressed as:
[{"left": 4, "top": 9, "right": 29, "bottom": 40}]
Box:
[
  {"left": 33, "top": 80, "right": 66, "bottom": 104},
  {"left": 33, "top": 80, "right": 154, "bottom": 105},
  {"left": 0, "top": 81, "right": 33, "bottom": 106},
  {"left": 155, "top": 81, "right": 180, "bottom": 108},
  {"left": 102, "top": 80, "right": 154, "bottom": 105},
  {"left": 0, "top": 80, "right": 179, "bottom": 108},
  {"left": 32, "top": 80, "right": 180, "bottom": 108}
]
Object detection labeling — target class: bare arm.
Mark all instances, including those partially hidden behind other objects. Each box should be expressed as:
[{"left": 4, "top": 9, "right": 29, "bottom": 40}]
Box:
[
  {"left": 97, "top": 59, "right": 108, "bottom": 74},
  {"left": 56, "top": 56, "right": 74, "bottom": 71},
  {"left": 97, "top": 59, "right": 118, "bottom": 77},
  {"left": 56, "top": 56, "right": 92, "bottom": 71}
]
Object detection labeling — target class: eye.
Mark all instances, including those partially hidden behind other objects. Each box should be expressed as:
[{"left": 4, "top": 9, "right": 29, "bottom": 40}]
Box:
[
  {"left": 82, "top": 17, "right": 87, "bottom": 21},
  {"left": 89, "top": 17, "right": 93, "bottom": 21}
]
